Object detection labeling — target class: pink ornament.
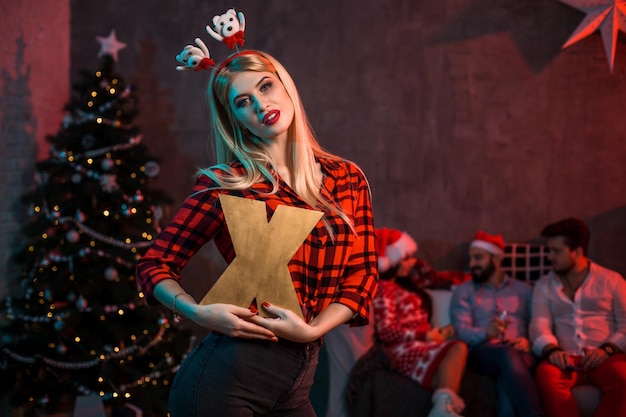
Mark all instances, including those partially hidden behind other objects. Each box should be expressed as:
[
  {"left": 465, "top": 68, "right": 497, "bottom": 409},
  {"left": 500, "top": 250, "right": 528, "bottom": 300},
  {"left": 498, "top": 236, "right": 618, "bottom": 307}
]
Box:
[
  {"left": 101, "top": 158, "right": 115, "bottom": 171},
  {"left": 76, "top": 210, "right": 87, "bottom": 222},
  {"left": 66, "top": 229, "right": 80, "bottom": 243},
  {"left": 76, "top": 295, "right": 88, "bottom": 312},
  {"left": 104, "top": 266, "right": 119, "bottom": 281},
  {"left": 144, "top": 161, "right": 160, "bottom": 177}
]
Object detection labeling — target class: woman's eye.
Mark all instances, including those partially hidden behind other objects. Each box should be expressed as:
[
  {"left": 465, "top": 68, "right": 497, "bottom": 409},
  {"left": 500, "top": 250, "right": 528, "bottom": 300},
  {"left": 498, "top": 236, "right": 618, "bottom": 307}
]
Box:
[
  {"left": 260, "top": 82, "right": 272, "bottom": 92},
  {"left": 235, "top": 98, "right": 249, "bottom": 108}
]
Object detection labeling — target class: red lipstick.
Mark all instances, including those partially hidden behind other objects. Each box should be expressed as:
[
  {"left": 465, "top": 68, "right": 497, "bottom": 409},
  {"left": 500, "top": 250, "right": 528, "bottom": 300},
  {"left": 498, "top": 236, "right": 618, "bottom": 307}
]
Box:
[{"left": 263, "top": 110, "right": 280, "bottom": 125}]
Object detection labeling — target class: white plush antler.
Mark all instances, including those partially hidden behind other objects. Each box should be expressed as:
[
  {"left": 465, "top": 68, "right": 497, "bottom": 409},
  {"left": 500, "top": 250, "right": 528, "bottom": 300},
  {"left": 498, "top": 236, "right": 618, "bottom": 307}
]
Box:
[
  {"left": 175, "top": 38, "right": 213, "bottom": 71},
  {"left": 237, "top": 11, "right": 246, "bottom": 32},
  {"left": 206, "top": 15, "right": 224, "bottom": 42}
]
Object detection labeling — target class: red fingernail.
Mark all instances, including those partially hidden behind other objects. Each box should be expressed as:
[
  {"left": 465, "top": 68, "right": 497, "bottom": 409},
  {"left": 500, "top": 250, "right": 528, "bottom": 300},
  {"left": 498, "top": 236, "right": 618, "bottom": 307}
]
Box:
[
  {"left": 262, "top": 302, "right": 271, "bottom": 308},
  {"left": 249, "top": 306, "right": 258, "bottom": 314}
]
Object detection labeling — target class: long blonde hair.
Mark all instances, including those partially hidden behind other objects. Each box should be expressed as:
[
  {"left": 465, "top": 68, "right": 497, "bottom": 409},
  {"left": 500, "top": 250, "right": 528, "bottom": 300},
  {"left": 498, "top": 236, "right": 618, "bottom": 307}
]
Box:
[{"left": 199, "top": 50, "right": 354, "bottom": 235}]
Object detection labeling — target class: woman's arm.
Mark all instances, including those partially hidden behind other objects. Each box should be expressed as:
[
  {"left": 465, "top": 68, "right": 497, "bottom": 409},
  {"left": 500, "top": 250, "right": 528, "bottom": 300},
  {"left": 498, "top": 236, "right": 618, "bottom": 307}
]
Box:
[
  {"left": 136, "top": 176, "right": 222, "bottom": 304},
  {"left": 330, "top": 162, "right": 378, "bottom": 325},
  {"left": 250, "top": 302, "right": 354, "bottom": 343},
  {"left": 154, "top": 279, "right": 278, "bottom": 341}
]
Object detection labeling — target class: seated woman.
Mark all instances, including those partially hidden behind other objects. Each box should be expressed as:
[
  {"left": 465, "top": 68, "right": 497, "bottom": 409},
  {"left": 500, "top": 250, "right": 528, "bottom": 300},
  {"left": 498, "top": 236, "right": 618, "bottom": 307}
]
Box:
[{"left": 374, "top": 228, "right": 468, "bottom": 417}]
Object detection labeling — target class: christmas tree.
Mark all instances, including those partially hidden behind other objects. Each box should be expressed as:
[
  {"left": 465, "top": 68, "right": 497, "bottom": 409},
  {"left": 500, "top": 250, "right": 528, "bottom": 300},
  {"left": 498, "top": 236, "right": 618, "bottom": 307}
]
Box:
[{"left": 0, "top": 31, "right": 193, "bottom": 416}]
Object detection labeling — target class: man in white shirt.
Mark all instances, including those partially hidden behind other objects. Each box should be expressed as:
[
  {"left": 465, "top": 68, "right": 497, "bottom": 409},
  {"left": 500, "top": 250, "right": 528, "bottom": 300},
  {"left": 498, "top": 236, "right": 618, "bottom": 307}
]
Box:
[{"left": 530, "top": 217, "right": 626, "bottom": 417}]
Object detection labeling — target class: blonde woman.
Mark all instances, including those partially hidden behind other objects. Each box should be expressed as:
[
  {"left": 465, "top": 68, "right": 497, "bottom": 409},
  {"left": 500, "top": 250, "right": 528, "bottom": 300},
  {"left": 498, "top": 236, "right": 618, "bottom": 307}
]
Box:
[{"left": 136, "top": 50, "right": 378, "bottom": 417}]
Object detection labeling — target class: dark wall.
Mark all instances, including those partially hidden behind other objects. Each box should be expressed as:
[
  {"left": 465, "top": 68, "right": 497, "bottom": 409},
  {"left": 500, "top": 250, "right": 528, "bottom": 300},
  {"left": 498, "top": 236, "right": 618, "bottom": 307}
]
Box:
[{"left": 70, "top": 0, "right": 626, "bottom": 299}]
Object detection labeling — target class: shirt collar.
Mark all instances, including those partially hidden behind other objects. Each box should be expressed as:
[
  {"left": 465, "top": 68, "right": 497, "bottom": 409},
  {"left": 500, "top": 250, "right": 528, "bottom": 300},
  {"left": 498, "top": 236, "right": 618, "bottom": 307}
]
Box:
[{"left": 549, "top": 261, "right": 595, "bottom": 285}]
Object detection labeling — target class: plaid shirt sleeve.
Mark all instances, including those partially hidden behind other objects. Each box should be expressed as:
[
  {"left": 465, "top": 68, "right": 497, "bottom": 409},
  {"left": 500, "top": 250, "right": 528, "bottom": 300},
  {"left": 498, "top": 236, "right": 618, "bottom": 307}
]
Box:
[
  {"left": 327, "top": 160, "right": 378, "bottom": 326},
  {"left": 136, "top": 176, "right": 224, "bottom": 304}
]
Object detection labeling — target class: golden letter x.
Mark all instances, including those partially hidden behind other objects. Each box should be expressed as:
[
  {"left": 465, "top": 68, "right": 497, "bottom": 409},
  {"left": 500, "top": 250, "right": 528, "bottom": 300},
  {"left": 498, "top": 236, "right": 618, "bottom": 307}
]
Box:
[{"left": 200, "top": 194, "right": 323, "bottom": 319}]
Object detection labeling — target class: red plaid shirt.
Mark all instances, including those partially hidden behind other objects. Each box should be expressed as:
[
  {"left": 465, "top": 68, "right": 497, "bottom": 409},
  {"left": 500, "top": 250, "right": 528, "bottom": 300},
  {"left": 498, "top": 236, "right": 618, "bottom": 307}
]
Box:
[{"left": 136, "top": 157, "right": 378, "bottom": 325}]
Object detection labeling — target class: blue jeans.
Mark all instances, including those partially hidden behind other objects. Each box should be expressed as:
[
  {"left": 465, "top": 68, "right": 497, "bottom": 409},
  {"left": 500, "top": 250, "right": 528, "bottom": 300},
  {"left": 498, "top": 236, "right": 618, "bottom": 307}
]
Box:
[
  {"left": 468, "top": 343, "right": 544, "bottom": 417},
  {"left": 169, "top": 333, "right": 321, "bottom": 417}
]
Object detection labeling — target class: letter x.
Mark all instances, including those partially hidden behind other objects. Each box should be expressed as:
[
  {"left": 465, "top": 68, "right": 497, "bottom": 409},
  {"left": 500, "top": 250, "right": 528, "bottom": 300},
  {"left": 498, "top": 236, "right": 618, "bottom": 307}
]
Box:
[{"left": 200, "top": 194, "right": 323, "bottom": 319}]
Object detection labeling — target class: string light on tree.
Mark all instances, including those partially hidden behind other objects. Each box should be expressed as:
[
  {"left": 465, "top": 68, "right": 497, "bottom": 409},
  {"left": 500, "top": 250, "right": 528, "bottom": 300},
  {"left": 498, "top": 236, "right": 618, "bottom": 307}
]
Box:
[{"left": 0, "top": 29, "right": 192, "bottom": 416}]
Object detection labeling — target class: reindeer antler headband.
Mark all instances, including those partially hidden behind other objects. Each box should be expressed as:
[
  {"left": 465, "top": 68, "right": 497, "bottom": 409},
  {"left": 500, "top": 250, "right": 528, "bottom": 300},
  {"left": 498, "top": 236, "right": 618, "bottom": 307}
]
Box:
[{"left": 175, "top": 8, "right": 251, "bottom": 73}]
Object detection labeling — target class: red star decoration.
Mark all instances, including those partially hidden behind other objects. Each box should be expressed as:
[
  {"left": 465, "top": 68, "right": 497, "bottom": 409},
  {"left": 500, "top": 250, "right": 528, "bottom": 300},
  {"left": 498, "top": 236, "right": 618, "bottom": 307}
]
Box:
[
  {"left": 96, "top": 30, "right": 127, "bottom": 62},
  {"left": 559, "top": 0, "right": 626, "bottom": 71}
]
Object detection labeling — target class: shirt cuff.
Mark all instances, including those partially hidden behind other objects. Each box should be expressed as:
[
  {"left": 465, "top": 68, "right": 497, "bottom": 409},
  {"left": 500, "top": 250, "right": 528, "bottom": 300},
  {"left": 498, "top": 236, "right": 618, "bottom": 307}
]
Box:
[
  {"left": 533, "top": 334, "right": 559, "bottom": 356},
  {"left": 607, "top": 334, "right": 626, "bottom": 353}
]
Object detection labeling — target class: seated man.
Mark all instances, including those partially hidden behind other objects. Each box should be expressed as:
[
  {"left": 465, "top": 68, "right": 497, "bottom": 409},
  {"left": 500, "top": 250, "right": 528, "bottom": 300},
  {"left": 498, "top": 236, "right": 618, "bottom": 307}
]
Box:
[
  {"left": 530, "top": 218, "right": 626, "bottom": 417},
  {"left": 450, "top": 231, "right": 544, "bottom": 417}
]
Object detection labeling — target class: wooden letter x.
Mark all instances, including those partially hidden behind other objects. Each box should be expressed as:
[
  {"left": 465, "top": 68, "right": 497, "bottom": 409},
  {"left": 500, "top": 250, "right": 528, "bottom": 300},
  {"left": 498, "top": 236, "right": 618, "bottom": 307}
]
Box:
[{"left": 200, "top": 194, "right": 323, "bottom": 319}]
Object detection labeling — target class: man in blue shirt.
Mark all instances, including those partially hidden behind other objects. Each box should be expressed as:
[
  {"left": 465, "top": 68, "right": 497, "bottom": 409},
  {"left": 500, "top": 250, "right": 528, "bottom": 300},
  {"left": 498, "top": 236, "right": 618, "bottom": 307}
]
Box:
[{"left": 450, "top": 231, "right": 544, "bottom": 417}]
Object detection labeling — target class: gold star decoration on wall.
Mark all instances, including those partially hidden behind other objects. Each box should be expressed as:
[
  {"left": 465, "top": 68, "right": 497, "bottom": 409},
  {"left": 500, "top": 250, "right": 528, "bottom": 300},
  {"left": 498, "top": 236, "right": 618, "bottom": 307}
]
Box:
[
  {"left": 559, "top": 0, "right": 626, "bottom": 71},
  {"left": 96, "top": 30, "right": 127, "bottom": 62}
]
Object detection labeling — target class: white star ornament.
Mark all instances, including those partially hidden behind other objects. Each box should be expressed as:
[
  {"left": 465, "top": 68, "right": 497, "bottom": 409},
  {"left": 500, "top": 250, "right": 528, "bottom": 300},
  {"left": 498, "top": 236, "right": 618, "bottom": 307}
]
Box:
[{"left": 96, "top": 30, "right": 127, "bottom": 62}]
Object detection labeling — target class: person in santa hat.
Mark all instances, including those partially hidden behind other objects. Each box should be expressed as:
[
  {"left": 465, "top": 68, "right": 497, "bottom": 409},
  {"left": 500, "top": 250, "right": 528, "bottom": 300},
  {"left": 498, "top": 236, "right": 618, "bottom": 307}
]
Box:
[
  {"left": 450, "top": 231, "right": 544, "bottom": 417},
  {"left": 373, "top": 228, "right": 468, "bottom": 417}
]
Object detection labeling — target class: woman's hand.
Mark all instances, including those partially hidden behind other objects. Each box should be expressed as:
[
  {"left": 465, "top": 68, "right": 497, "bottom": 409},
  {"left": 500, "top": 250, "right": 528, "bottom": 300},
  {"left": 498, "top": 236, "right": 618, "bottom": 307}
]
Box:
[
  {"left": 153, "top": 282, "right": 277, "bottom": 341},
  {"left": 247, "top": 302, "right": 321, "bottom": 343},
  {"left": 426, "top": 327, "right": 446, "bottom": 343},
  {"left": 192, "top": 303, "right": 278, "bottom": 341}
]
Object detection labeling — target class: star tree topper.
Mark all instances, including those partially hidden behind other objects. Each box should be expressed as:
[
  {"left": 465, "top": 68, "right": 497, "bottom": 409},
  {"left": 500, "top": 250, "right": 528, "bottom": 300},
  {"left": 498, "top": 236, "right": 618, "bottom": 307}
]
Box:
[
  {"left": 559, "top": 0, "right": 626, "bottom": 71},
  {"left": 96, "top": 30, "right": 127, "bottom": 62}
]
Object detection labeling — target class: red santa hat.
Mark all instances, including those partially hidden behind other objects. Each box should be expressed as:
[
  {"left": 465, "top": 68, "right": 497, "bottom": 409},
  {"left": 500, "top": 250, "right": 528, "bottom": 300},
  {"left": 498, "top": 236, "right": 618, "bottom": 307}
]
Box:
[
  {"left": 375, "top": 228, "right": 418, "bottom": 273},
  {"left": 469, "top": 230, "right": 505, "bottom": 257}
]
